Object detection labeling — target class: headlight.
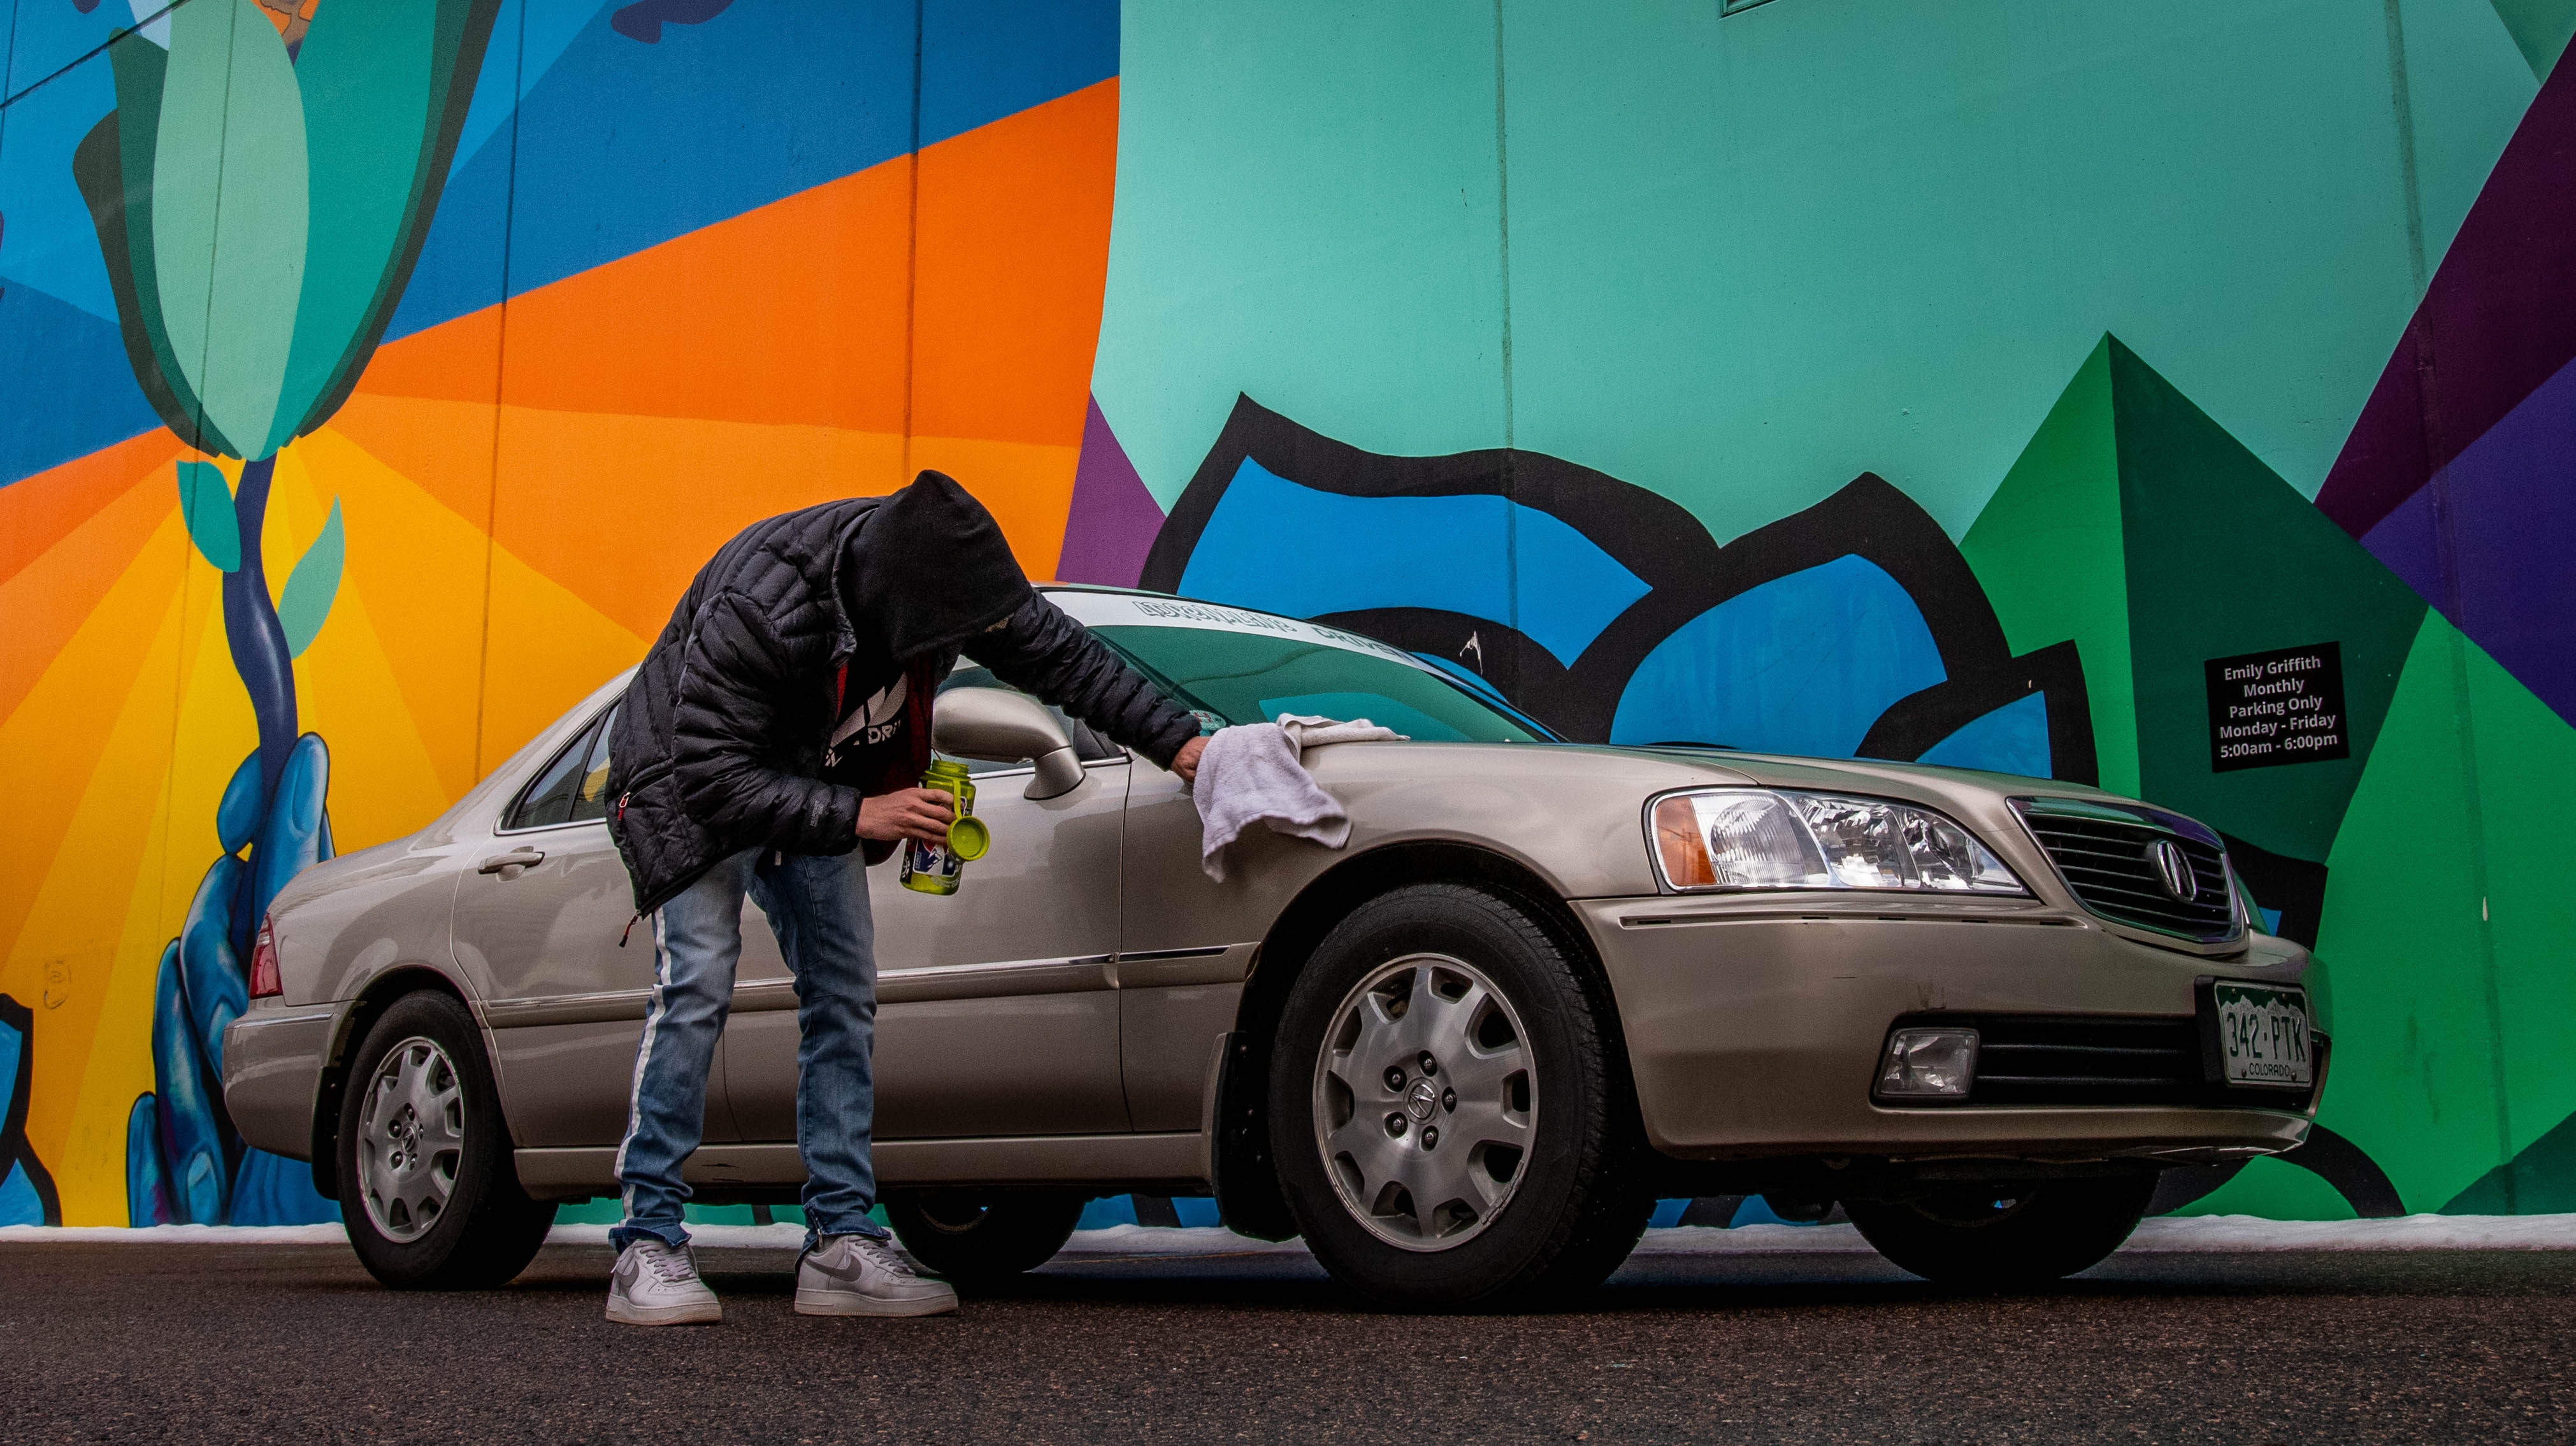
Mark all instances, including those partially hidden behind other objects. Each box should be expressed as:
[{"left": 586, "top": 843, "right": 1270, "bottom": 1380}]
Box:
[{"left": 1648, "top": 789, "right": 2027, "bottom": 895}]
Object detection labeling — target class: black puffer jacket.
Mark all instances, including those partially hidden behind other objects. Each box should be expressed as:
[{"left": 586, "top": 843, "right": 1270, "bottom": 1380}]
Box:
[{"left": 605, "top": 472, "right": 1198, "bottom": 915}]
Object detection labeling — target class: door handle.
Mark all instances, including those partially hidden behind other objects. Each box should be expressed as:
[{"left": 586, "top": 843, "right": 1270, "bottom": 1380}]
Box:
[{"left": 477, "top": 847, "right": 546, "bottom": 877}]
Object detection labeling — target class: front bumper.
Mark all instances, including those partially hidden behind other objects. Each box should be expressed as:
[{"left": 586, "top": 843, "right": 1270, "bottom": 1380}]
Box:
[
  {"left": 220, "top": 1005, "right": 337, "bottom": 1161},
  {"left": 1578, "top": 895, "right": 2317, "bottom": 1164}
]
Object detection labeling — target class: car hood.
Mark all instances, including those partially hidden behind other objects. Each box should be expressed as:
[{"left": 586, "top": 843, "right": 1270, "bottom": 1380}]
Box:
[{"left": 1301, "top": 739, "right": 2224, "bottom": 944}]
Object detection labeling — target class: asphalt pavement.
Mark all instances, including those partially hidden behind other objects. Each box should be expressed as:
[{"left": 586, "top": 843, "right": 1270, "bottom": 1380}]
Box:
[{"left": 1, "top": 1238, "right": 2570, "bottom": 1444}]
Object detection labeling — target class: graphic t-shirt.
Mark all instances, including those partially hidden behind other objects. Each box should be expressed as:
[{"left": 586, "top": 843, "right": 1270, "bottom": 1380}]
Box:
[{"left": 821, "top": 655, "right": 937, "bottom": 797}]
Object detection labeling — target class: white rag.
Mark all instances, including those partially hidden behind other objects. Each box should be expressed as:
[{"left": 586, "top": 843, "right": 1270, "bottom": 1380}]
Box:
[{"left": 1191, "top": 713, "right": 1405, "bottom": 880}]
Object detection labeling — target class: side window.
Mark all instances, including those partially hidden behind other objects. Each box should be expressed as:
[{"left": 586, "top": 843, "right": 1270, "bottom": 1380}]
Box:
[
  {"left": 506, "top": 705, "right": 618, "bottom": 831},
  {"left": 937, "top": 666, "right": 1124, "bottom": 773},
  {"left": 568, "top": 704, "right": 620, "bottom": 824}
]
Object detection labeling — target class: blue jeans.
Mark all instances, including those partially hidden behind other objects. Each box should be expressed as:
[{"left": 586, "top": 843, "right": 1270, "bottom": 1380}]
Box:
[{"left": 612, "top": 847, "right": 888, "bottom": 1250}]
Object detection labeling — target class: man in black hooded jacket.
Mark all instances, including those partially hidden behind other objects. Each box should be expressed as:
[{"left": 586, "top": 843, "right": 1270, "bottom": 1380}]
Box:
[{"left": 598, "top": 471, "right": 1205, "bottom": 1325}]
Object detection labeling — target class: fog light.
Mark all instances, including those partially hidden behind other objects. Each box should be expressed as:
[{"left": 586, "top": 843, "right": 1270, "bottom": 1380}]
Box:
[{"left": 1876, "top": 1028, "right": 1978, "bottom": 1099}]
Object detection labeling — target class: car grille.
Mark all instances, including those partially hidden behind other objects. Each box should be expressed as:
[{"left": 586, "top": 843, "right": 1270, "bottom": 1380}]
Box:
[
  {"left": 2013, "top": 799, "right": 2238, "bottom": 942},
  {"left": 1878, "top": 1013, "right": 2327, "bottom": 1109}
]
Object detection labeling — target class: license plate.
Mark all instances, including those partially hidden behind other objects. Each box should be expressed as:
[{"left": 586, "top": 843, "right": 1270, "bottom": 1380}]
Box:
[{"left": 2212, "top": 982, "right": 2313, "bottom": 1089}]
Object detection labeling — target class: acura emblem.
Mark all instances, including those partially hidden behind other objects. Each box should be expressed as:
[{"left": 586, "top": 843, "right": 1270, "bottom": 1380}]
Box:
[{"left": 2147, "top": 838, "right": 2198, "bottom": 903}]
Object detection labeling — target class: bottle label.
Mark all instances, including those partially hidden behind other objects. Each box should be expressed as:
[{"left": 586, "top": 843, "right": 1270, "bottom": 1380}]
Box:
[{"left": 900, "top": 836, "right": 963, "bottom": 892}]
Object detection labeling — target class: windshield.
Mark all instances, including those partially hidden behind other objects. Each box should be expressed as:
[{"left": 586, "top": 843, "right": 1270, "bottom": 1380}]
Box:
[{"left": 1056, "top": 595, "right": 1546, "bottom": 743}]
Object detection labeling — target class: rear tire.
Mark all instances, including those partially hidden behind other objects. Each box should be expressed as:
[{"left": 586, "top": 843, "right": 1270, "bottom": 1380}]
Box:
[
  {"left": 883, "top": 1190, "right": 1086, "bottom": 1283},
  {"left": 336, "top": 991, "right": 554, "bottom": 1289},
  {"left": 1846, "top": 1176, "right": 2155, "bottom": 1287},
  {"left": 1269, "top": 884, "right": 1652, "bottom": 1311}
]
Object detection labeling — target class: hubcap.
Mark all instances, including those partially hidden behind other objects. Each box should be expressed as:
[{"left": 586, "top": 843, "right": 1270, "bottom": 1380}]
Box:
[
  {"left": 356, "top": 1036, "right": 465, "bottom": 1243},
  {"left": 1311, "top": 954, "right": 1536, "bottom": 1251}
]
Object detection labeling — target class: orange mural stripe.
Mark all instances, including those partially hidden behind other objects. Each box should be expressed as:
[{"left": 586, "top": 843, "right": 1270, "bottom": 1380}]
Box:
[
  {"left": 317, "top": 79, "right": 1119, "bottom": 621},
  {"left": 489, "top": 406, "right": 909, "bottom": 641},
  {"left": 350, "top": 303, "right": 504, "bottom": 409},
  {"left": 348, "top": 77, "right": 1115, "bottom": 451},
  {"left": 0, "top": 431, "right": 185, "bottom": 589},
  {"left": 910, "top": 76, "right": 1119, "bottom": 452},
  {"left": 0, "top": 464, "right": 189, "bottom": 728},
  {"left": 487, "top": 155, "right": 913, "bottom": 432}
]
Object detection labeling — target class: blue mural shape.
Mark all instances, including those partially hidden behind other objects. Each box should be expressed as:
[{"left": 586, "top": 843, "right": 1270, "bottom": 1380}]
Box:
[
  {"left": 2361, "top": 350, "right": 2576, "bottom": 727},
  {"left": 0, "top": 996, "right": 63, "bottom": 1226},
  {"left": 1917, "top": 691, "right": 2054, "bottom": 777},
  {"left": 1177, "top": 457, "right": 1651, "bottom": 667},
  {"left": 126, "top": 741, "right": 340, "bottom": 1227},
  {"left": 1143, "top": 396, "right": 2097, "bottom": 785},
  {"left": 1610, "top": 555, "right": 1945, "bottom": 755}
]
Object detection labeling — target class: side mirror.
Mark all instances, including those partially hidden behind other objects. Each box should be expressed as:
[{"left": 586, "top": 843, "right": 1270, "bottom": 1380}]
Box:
[{"left": 931, "top": 687, "right": 1088, "bottom": 801}]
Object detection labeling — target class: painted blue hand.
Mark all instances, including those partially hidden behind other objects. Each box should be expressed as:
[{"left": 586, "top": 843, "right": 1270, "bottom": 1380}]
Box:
[
  {"left": 127, "top": 737, "right": 341, "bottom": 1226},
  {"left": 0, "top": 997, "right": 64, "bottom": 1226}
]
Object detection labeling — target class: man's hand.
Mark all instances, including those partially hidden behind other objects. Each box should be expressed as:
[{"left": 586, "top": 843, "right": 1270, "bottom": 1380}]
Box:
[
  {"left": 858, "top": 787, "right": 954, "bottom": 844},
  {"left": 1170, "top": 735, "right": 1208, "bottom": 784}
]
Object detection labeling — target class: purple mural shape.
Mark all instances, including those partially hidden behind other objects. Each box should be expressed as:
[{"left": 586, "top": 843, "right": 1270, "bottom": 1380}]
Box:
[
  {"left": 1054, "top": 396, "right": 1167, "bottom": 587},
  {"left": 2314, "top": 51, "right": 2576, "bottom": 724},
  {"left": 611, "top": 0, "right": 737, "bottom": 45}
]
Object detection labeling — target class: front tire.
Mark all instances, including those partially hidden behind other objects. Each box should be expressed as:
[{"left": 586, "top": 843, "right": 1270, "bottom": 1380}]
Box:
[
  {"left": 1846, "top": 1176, "right": 2155, "bottom": 1287},
  {"left": 883, "top": 1190, "right": 1086, "bottom": 1283},
  {"left": 1269, "top": 884, "right": 1652, "bottom": 1311},
  {"left": 336, "top": 991, "right": 553, "bottom": 1289}
]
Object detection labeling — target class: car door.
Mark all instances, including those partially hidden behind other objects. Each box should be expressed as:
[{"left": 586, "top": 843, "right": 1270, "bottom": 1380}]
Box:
[
  {"left": 452, "top": 702, "right": 737, "bottom": 1147},
  {"left": 722, "top": 673, "right": 1131, "bottom": 1141}
]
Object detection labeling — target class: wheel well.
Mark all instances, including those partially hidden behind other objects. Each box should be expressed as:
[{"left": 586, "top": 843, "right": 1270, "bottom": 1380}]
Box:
[
  {"left": 307, "top": 967, "right": 475, "bottom": 1199},
  {"left": 1211, "top": 841, "right": 1633, "bottom": 1238}
]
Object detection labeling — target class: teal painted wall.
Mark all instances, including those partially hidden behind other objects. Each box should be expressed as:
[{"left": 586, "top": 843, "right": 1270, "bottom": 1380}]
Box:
[
  {"left": 1097, "top": 1, "right": 2532, "bottom": 540},
  {"left": 1084, "top": 0, "right": 2576, "bottom": 1221}
]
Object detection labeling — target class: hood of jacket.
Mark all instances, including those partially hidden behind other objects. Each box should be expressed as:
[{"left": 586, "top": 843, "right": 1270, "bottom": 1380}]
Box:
[{"left": 843, "top": 469, "right": 1034, "bottom": 663}]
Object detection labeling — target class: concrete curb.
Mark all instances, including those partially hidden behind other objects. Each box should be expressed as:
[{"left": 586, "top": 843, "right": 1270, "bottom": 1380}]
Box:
[{"left": 8, "top": 1212, "right": 2575, "bottom": 1253}]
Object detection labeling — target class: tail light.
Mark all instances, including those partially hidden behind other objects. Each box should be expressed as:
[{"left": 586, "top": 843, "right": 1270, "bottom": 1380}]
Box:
[{"left": 248, "top": 916, "right": 283, "bottom": 999}]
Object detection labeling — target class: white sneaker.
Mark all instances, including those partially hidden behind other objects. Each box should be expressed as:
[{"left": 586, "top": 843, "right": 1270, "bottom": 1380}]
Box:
[
  {"left": 605, "top": 1240, "right": 723, "bottom": 1326},
  {"left": 794, "top": 1233, "right": 960, "bottom": 1317}
]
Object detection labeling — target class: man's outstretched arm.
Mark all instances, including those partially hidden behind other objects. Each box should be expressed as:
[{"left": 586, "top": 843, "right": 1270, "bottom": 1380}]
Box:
[{"left": 968, "top": 595, "right": 1205, "bottom": 777}]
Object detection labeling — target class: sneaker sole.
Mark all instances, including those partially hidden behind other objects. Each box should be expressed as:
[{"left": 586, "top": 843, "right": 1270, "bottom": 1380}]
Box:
[
  {"left": 605, "top": 1297, "right": 724, "bottom": 1326},
  {"left": 793, "top": 1285, "right": 960, "bottom": 1318}
]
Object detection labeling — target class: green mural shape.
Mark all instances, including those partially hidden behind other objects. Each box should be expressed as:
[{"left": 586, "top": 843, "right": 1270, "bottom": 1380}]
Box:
[
  {"left": 1961, "top": 336, "right": 2426, "bottom": 864},
  {"left": 1961, "top": 340, "right": 2139, "bottom": 798},
  {"left": 277, "top": 0, "right": 494, "bottom": 454},
  {"left": 277, "top": 499, "right": 344, "bottom": 658},
  {"left": 2490, "top": 0, "right": 2576, "bottom": 79},
  {"left": 83, "top": 34, "right": 226, "bottom": 457},
  {"left": 2442, "top": 621, "right": 2576, "bottom": 1210},
  {"left": 2448, "top": 1113, "right": 2576, "bottom": 1214},
  {"left": 154, "top": 0, "right": 309, "bottom": 462},
  {"left": 173, "top": 461, "right": 240, "bottom": 573},
  {"left": 2309, "top": 613, "right": 2507, "bottom": 1214},
  {"left": 75, "top": 0, "right": 503, "bottom": 465}
]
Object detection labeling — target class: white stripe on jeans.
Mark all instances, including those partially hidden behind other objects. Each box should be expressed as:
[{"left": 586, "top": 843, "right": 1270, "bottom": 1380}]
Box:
[{"left": 612, "top": 907, "right": 675, "bottom": 1230}]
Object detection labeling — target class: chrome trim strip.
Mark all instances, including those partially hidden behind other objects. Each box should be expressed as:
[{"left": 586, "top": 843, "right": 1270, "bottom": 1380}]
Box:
[
  {"left": 1114, "top": 943, "right": 1253, "bottom": 988},
  {"left": 513, "top": 1131, "right": 1209, "bottom": 1194},
  {"left": 482, "top": 989, "right": 653, "bottom": 1027},
  {"left": 733, "top": 953, "right": 1118, "bottom": 1008}
]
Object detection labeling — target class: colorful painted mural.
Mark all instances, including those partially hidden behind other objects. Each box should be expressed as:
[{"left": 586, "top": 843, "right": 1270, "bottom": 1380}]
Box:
[{"left": 4, "top": 0, "right": 2573, "bottom": 1227}]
